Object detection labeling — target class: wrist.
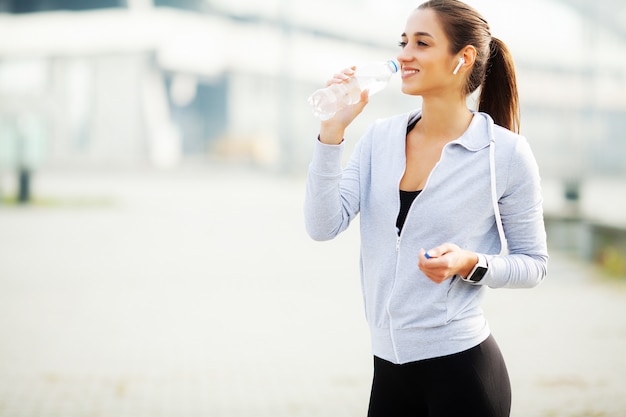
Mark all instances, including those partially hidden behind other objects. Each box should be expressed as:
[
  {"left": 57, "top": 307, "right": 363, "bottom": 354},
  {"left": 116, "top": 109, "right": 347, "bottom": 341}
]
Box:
[
  {"left": 319, "top": 123, "right": 345, "bottom": 145},
  {"left": 462, "top": 253, "right": 488, "bottom": 283},
  {"left": 317, "top": 134, "right": 344, "bottom": 145},
  {"left": 459, "top": 252, "right": 479, "bottom": 278}
]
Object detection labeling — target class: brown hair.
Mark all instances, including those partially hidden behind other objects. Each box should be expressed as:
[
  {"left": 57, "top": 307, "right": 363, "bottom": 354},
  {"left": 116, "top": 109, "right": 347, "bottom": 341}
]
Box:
[{"left": 417, "top": 0, "right": 520, "bottom": 133}]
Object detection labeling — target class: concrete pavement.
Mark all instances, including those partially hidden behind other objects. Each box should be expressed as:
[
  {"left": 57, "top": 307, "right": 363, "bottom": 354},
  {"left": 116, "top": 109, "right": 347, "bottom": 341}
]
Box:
[{"left": 0, "top": 166, "right": 624, "bottom": 417}]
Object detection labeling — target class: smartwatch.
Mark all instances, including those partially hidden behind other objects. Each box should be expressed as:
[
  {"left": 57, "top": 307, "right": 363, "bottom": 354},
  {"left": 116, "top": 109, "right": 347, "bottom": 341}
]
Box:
[{"left": 463, "top": 254, "right": 488, "bottom": 283}]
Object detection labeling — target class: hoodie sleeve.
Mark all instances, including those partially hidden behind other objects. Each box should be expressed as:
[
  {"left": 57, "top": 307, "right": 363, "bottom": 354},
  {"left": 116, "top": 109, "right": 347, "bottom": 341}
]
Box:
[
  {"left": 304, "top": 137, "right": 364, "bottom": 241},
  {"left": 480, "top": 136, "right": 549, "bottom": 288}
]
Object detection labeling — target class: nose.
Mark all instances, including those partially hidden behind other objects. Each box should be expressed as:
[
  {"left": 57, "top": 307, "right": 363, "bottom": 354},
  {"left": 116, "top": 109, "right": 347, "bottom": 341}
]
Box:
[{"left": 397, "top": 48, "right": 411, "bottom": 65}]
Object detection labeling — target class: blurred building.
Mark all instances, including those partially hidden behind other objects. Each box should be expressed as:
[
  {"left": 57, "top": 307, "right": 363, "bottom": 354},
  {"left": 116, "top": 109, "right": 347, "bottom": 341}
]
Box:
[{"left": 0, "top": 0, "right": 414, "bottom": 172}]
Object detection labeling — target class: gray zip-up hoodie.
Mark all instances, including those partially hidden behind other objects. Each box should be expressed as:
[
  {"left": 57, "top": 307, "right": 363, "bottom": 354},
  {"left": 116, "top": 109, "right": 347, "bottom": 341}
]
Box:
[{"left": 304, "top": 110, "right": 548, "bottom": 364}]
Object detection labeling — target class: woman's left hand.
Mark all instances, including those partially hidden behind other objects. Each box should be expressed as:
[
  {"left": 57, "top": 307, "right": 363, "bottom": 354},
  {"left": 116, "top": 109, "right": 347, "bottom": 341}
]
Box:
[{"left": 418, "top": 244, "right": 478, "bottom": 284}]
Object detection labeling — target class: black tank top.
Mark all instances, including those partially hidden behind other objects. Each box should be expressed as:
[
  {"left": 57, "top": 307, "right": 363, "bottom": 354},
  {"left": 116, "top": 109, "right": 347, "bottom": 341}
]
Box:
[
  {"left": 396, "top": 115, "right": 422, "bottom": 235},
  {"left": 396, "top": 189, "right": 421, "bottom": 235}
]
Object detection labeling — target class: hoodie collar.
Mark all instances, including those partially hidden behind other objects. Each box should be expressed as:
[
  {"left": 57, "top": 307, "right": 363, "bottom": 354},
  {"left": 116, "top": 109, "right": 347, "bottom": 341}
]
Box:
[
  {"left": 455, "top": 112, "right": 494, "bottom": 151},
  {"left": 405, "top": 110, "right": 494, "bottom": 151}
]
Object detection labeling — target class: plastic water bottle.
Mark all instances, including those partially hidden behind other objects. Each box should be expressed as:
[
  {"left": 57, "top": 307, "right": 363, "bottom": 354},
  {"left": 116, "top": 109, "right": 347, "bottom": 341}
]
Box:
[{"left": 308, "top": 59, "right": 400, "bottom": 120}]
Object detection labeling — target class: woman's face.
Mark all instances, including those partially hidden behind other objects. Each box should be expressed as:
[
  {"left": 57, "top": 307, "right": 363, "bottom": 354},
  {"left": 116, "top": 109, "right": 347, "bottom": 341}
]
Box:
[{"left": 397, "top": 8, "right": 460, "bottom": 97}]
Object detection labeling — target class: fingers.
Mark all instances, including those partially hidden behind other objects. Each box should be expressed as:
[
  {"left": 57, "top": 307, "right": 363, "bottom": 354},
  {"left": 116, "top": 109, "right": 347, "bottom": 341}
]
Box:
[
  {"left": 359, "top": 88, "right": 370, "bottom": 104},
  {"left": 325, "top": 66, "right": 356, "bottom": 87},
  {"left": 418, "top": 244, "right": 479, "bottom": 284},
  {"left": 418, "top": 249, "right": 443, "bottom": 283},
  {"left": 418, "top": 244, "right": 462, "bottom": 284},
  {"left": 319, "top": 66, "right": 367, "bottom": 129},
  {"left": 422, "top": 243, "right": 459, "bottom": 259}
]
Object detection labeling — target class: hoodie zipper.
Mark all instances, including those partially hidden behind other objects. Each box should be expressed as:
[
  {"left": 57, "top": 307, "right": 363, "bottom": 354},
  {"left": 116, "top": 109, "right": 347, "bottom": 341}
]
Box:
[
  {"left": 388, "top": 153, "right": 441, "bottom": 362},
  {"left": 395, "top": 155, "right": 443, "bottom": 252}
]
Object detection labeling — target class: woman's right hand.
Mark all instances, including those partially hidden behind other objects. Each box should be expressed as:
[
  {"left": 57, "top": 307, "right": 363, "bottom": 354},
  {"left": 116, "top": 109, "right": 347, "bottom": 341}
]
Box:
[{"left": 318, "top": 66, "right": 370, "bottom": 145}]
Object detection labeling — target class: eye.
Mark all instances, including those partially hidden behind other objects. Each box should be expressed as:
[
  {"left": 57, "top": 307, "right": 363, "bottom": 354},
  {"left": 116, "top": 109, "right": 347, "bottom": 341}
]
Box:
[
  {"left": 417, "top": 40, "right": 429, "bottom": 47},
  {"left": 398, "top": 41, "right": 408, "bottom": 48}
]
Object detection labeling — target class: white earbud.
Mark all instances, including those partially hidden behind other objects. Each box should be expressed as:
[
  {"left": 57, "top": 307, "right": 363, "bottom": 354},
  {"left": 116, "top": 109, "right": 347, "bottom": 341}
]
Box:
[{"left": 453, "top": 57, "right": 465, "bottom": 75}]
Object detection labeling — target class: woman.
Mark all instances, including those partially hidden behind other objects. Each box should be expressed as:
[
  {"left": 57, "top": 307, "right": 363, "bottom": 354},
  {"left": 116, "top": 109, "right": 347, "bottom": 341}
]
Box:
[{"left": 304, "top": 1, "right": 548, "bottom": 416}]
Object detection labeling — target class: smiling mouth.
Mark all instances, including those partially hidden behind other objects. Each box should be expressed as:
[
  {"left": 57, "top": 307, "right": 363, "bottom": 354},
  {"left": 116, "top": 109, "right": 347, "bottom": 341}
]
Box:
[{"left": 402, "top": 69, "right": 419, "bottom": 77}]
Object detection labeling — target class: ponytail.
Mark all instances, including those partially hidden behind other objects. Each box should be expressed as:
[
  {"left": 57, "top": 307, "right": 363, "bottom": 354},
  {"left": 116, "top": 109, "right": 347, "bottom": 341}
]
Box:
[{"left": 477, "top": 37, "right": 520, "bottom": 133}]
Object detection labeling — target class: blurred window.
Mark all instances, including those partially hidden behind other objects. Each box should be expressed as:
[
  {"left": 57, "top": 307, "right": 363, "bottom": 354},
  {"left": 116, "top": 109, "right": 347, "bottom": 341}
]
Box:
[
  {"left": 154, "top": 0, "right": 209, "bottom": 12},
  {"left": 166, "top": 74, "right": 228, "bottom": 154},
  {"left": 1, "top": 0, "right": 126, "bottom": 13}
]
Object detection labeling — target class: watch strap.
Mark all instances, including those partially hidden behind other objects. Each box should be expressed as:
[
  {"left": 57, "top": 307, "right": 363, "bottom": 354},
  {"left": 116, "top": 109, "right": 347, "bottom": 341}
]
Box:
[{"left": 463, "top": 253, "right": 488, "bottom": 283}]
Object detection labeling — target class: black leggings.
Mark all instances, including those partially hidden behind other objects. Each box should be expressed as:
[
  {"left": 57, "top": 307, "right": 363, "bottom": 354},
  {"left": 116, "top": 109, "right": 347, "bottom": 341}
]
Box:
[{"left": 367, "top": 335, "right": 511, "bottom": 417}]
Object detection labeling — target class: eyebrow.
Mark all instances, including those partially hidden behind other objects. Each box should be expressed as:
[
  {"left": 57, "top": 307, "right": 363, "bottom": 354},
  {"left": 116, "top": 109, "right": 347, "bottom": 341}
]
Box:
[{"left": 401, "top": 31, "right": 434, "bottom": 38}]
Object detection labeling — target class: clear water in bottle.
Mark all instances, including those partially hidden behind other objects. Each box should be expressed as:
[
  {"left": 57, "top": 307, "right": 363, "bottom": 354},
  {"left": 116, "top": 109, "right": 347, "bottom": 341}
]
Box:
[{"left": 308, "top": 60, "right": 399, "bottom": 120}]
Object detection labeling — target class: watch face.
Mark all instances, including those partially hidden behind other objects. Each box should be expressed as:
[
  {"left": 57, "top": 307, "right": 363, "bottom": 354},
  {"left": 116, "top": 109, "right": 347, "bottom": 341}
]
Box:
[{"left": 470, "top": 266, "right": 488, "bottom": 282}]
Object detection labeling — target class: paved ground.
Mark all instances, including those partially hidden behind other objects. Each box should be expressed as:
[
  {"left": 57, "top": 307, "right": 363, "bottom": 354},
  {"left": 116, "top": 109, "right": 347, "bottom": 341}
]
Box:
[{"left": 0, "top": 166, "right": 625, "bottom": 417}]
